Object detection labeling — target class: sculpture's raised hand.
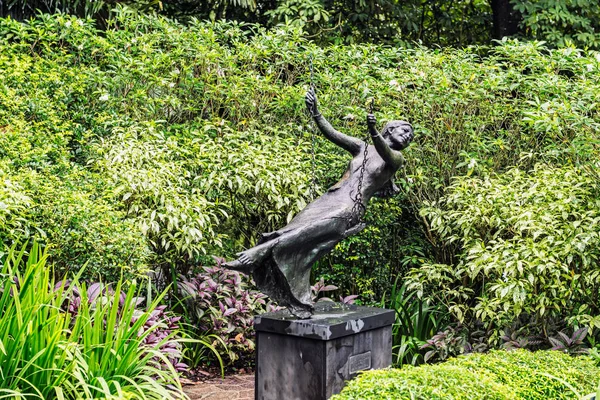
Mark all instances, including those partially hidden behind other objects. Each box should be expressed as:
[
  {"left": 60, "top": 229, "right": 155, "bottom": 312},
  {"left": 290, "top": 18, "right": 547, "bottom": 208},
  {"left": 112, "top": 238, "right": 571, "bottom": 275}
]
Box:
[
  {"left": 367, "top": 113, "right": 377, "bottom": 129},
  {"left": 367, "top": 113, "right": 379, "bottom": 137},
  {"left": 305, "top": 87, "right": 320, "bottom": 117}
]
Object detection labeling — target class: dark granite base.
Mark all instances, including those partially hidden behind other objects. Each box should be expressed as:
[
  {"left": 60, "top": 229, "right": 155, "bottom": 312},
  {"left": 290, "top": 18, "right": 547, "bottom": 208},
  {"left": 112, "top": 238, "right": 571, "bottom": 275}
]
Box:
[{"left": 255, "top": 303, "right": 394, "bottom": 400}]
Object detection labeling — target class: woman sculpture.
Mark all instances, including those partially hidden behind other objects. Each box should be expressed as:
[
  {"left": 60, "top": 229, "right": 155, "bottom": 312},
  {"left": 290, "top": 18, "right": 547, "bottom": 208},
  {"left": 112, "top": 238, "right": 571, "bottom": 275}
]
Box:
[{"left": 224, "top": 88, "right": 414, "bottom": 318}]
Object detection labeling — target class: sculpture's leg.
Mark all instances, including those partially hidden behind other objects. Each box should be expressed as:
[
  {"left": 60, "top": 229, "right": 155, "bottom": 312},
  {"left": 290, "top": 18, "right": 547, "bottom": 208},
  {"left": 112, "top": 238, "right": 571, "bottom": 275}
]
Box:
[
  {"left": 272, "top": 219, "right": 347, "bottom": 307},
  {"left": 226, "top": 217, "right": 352, "bottom": 319}
]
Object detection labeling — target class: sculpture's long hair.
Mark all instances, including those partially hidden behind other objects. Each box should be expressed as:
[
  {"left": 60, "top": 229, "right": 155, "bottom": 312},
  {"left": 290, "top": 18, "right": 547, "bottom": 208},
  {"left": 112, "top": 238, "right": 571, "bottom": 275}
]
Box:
[
  {"left": 381, "top": 120, "right": 412, "bottom": 138},
  {"left": 376, "top": 120, "right": 410, "bottom": 199}
]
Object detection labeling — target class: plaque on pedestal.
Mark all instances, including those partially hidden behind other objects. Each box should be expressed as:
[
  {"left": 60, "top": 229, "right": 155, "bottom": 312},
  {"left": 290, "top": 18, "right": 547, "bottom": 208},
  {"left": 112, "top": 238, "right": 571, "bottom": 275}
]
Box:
[{"left": 254, "top": 302, "right": 394, "bottom": 400}]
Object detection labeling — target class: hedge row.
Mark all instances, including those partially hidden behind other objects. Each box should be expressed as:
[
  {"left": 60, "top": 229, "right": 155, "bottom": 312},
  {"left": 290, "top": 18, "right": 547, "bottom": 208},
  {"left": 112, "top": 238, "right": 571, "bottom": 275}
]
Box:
[{"left": 332, "top": 350, "right": 600, "bottom": 399}]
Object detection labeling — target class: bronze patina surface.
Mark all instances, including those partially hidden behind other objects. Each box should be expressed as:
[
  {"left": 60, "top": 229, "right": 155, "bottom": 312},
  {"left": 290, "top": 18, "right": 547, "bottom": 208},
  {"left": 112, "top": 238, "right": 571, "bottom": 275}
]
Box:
[{"left": 224, "top": 89, "right": 414, "bottom": 318}]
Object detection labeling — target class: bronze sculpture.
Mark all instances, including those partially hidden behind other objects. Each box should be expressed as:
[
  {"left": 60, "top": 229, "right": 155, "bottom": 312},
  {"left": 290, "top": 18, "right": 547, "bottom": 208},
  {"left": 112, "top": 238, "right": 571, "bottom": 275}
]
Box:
[{"left": 224, "top": 88, "right": 414, "bottom": 318}]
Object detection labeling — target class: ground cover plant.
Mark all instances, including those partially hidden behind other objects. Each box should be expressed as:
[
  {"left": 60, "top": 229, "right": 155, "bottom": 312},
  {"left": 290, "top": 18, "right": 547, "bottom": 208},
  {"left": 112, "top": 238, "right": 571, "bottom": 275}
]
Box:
[
  {"left": 331, "top": 349, "right": 600, "bottom": 400},
  {"left": 381, "top": 279, "right": 446, "bottom": 366},
  {"left": 176, "top": 261, "right": 273, "bottom": 368}
]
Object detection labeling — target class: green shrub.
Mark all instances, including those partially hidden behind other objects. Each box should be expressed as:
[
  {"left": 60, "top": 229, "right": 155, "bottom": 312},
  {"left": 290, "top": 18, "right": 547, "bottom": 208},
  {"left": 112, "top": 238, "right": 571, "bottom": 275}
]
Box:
[
  {"left": 0, "top": 168, "right": 150, "bottom": 282},
  {"left": 0, "top": 171, "right": 33, "bottom": 251},
  {"left": 93, "top": 123, "right": 312, "bottom": 275},
  {"left": 0, "top": 14, "right": 151, "bottom": 281},
  {"left": 23, "top": 171, "right": 150, "bottom": 281},
  {"left": 0, "top": 0, "right": 162, "bottom": 21},
  {"left": 513, "top": 0, "right": 600, "bottom": 49},
  {"left": 332, "top": 349, "right": 600, "bottom": 400},
  {"left": 1, "top": 12, "right": 600, "bottom": 291},
  {"left": 409, "top": 164, "right": 600, "bottom": 341}
]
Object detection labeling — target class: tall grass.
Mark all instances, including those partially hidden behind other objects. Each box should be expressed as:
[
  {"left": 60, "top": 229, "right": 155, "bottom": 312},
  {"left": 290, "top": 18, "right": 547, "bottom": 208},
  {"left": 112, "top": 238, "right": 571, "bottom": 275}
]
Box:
[
  {"left": 0, "top": 243, "right": 187, "bottom": 399},
  {"left": 382, "top": 278, "right": 444, "bottom": 366},
  {"left": 0, "top": 243, "right": 78, "bottom": 398}
]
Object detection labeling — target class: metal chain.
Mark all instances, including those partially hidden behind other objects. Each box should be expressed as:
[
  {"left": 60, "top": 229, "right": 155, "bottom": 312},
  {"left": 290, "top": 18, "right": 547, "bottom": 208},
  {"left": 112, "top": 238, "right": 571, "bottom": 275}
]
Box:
[
  {"left": 349, "top": 142, "right": 369, "bottom": 228},
  {"left": 307, "top": 59, "right": 372, "bottom": 227},
  {"left": 310, "top": 123, "right": 317, "bottom": 200},
  {"left": 309, "top": 56, "right": 317, "bottom": 200},
  {"left": 347, "top": 99, "right": 374, "bottom": 228}
]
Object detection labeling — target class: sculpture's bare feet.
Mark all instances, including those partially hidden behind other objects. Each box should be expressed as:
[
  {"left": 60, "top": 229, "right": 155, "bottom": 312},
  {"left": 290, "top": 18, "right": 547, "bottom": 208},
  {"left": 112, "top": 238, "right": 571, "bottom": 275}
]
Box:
[
  {"left": 241, "top": 244, "right": 270, "bottom": 266},
  {"left": 238, "top": 252, "right": 252, "bottom": 265},
  {"left": 222, "top": 256, "right": 253, "bottom": 275},
  {"left": 344, "top": 222, "right": 367, "bottom": 238},
  {"left": 222, "top": 245, "right": 272, "bottom": 275}
]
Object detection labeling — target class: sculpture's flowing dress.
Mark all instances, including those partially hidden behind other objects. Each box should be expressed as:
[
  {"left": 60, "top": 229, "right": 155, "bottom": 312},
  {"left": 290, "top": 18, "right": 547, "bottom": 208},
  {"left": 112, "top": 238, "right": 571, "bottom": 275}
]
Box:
[{"left": 251, "top": 144, "right": 396, "bottom": 311}]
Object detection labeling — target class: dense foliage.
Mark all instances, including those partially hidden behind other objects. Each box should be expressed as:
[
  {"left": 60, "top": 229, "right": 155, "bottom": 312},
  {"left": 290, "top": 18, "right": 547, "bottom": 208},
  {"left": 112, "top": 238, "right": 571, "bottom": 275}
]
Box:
[
  {"left": 331, "top": 350, "right": 600, "bottom": 399},
  {"left": 171, "top": 0, "right": 600, "bottom": 49},
  {"left": 410, "top": 165, "right": 600, "bottom": 343},
  {"left": 0, "top": 12, "right": 315, "bottom": 281},
  {"left": 177, "top": 263, "right": 275, "bottom": 367},
  {"left": 2, "top": 0, "right": 600, "bottom": 49},
  {"left": 2, "top": 11, "right": 600, "bottom": 373},
  {"left": 514, "top": 0, "right": 600, "bottom": 48},
  {"left": 1, "top": 9, "right": 600, "bottom": 286}
]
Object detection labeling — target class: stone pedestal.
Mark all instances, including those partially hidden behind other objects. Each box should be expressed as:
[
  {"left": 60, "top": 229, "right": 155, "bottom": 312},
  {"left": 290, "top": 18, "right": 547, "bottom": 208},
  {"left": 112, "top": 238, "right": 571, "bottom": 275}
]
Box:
[{"left": 254, "top": 302, "right": 394, "bottom": 400}]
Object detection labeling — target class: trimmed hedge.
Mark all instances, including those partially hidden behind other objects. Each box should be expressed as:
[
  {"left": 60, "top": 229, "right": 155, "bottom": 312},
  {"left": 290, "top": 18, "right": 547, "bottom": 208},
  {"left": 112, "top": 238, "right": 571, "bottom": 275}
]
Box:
[{"left": 331, "top": 350, "right": 600, "bottom": 400}]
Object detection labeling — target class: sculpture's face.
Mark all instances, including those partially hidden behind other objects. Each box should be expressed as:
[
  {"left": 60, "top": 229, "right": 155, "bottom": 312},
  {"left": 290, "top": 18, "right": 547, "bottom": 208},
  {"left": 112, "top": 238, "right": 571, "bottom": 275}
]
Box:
[{"left": 382, "top": 121, "right": 413, "bottom": 150}]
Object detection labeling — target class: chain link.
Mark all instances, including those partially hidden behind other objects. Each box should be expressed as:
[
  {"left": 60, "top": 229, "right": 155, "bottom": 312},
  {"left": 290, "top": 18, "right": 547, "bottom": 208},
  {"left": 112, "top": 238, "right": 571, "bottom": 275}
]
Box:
[
  {"left": 308, "top": 56, "right": 317, "bottom": 200},
  {"left": 309, "top": 120, "right": 317, "bottom": 200},
  {"left": 347, "top": 99, "right": 374, "bottom": 229},
  {"left": 348, "top": 140, "right": 369, "bottom": 228}
]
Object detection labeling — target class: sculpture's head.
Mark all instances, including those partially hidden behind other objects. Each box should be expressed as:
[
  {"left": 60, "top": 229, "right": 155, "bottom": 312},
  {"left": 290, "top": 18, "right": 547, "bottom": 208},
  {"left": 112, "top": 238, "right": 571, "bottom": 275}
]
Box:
[{"left": 381, "top": 120, "right": 413, "bottom": 151}]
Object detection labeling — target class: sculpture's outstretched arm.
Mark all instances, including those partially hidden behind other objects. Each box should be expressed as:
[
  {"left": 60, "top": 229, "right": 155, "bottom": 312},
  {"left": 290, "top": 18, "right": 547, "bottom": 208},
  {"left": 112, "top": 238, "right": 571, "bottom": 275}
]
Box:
[
  {"left": 305, "top": 88, "right": 362, "bottom": 156},
  {"left": 367, "top": 113, "right": 405, "bottom": 169}
]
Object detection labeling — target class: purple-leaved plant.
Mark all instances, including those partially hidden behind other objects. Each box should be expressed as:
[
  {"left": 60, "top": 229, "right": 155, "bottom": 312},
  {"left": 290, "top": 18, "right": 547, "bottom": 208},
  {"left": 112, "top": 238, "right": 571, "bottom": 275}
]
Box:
[
  {"left": 311, "top": 277, "right": 358, "bottom": 304},
  {"left": 421, "top": 325, "right": 471, "bottom": 363},
  {"left": 549, "top": 327, "right": 589, "bottom": 355},
  {"left": 177, "top": 261, "right": 358, "bottom": 367},
  {"left": 177, "top": 263, "right": 278, "bottom": 366},
  {"left": 58, "top": 281, "right": 186, "bottom": 371}
]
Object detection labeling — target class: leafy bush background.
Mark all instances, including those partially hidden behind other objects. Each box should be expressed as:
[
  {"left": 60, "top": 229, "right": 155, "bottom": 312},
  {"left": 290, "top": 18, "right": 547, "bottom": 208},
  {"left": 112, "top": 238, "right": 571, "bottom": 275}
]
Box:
[
  {"left": 5, "top": 0, "right": 598, "bottom": 50},
  {"left": 410, "top": 165, "right": 600, "bottom": 342},
  {"left": 1, "top": 11, "right": 600, "bottom": 344}
]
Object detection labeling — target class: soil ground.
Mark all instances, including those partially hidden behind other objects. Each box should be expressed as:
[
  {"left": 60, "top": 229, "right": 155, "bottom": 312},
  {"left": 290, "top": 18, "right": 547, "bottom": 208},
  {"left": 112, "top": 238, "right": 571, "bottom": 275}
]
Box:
[{"left": 183, "top": 373, "right": 255, "bottom": 400}]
